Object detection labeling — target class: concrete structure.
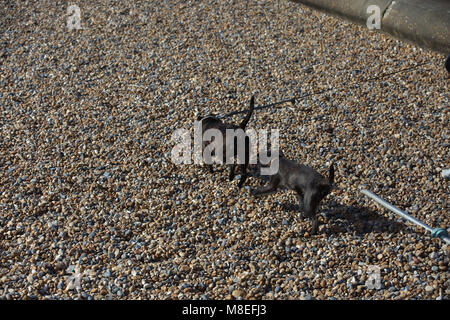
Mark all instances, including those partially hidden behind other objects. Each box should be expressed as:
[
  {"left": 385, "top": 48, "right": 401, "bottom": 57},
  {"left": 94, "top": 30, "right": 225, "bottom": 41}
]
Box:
[{"left": 290, "top": 0, "right": 450, "bottom": 54}]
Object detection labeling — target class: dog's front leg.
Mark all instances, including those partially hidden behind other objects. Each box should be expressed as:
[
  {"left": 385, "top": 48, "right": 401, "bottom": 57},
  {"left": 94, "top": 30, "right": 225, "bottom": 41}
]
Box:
[
  {"left": 251, "top": 176, "right": 280, "bottom": 196},
  {"left": 295, "top": 189, "right": 305, "bottom": 217},
  {"left": 310, "top": 216, "right": 319, "bottom": 235},
  {"left": 237, "top": 145, "right": 250, "bottom": 188},
  {"left": 229, "top": 164, "right": 236, "bottom": 181},
  {"left": 237, "top": 164, "right": 249, "bottom": 189}
]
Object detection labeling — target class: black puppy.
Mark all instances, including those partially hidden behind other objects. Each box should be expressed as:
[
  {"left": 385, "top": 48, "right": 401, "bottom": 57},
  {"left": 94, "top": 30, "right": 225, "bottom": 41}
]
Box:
[
  {"left": 251, "top": 156, "right": 334, "bottom": 234},
  {"left": 198, "top": 96, "right": 255, "bottom": 188}
]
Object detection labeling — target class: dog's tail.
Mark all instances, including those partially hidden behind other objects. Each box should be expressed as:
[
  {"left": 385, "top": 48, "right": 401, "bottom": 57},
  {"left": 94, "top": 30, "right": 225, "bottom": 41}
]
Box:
[{"left": 239, "top": 95, "right": 255, "bottom": 129}]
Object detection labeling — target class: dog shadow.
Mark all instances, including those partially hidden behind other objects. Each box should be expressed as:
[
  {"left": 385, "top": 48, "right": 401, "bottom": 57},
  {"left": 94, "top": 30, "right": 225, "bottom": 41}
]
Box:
[{"left": 280, "top": 201, "right": 407, "bottom": 236}]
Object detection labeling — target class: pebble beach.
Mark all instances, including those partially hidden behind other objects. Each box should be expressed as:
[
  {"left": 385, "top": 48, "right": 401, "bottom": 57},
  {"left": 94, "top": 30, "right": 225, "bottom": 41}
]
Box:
[{"left": 0, "top": 0, "right": 448, "bottom": 300}]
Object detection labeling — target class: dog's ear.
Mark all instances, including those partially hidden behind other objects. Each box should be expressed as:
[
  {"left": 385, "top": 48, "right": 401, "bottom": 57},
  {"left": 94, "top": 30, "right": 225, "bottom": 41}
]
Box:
[{"left": 329, "top": 162, "right": 335, "bottom": 185}]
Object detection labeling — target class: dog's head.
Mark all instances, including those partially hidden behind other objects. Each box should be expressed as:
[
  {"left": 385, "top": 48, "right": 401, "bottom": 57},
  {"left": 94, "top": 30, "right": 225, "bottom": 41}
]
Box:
[
  {"left": 196, "top": 115, "right": 224, "bottom": 135},
  {"left": 301, "top": 162, "right": 335, "bottom": 233}
]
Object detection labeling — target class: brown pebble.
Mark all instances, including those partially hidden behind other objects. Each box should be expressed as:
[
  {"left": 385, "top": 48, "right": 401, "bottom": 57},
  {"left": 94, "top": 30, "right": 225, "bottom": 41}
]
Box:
[{"left": 232, "top": 289, "right": 244, "bottom": 298}]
